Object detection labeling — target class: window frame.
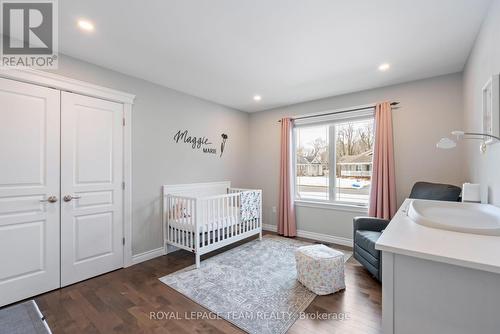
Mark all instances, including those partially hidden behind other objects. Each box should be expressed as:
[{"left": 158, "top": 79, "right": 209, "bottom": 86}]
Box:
[{"left": 293, "top": 107, "right": 375, "bottom": 209}]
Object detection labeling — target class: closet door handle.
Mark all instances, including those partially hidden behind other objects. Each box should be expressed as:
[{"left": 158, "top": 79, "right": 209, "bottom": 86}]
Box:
[
  {"left": 40, "top": 196, "right": 58, "bottom": 203},
  {"left": 63, "top": 195, "right": 81, "bottom": 202}
]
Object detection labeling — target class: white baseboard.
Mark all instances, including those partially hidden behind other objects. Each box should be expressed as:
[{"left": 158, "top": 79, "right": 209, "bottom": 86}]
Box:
[
  {"left": 131, "top": 247, "right": 166, "bottom": 265},
  {"left": 262, "top": 224, "right": 353, "bottom": 247},
  {"left": 263, "top": 224, "right": 278, "bottom": 232},
  {"left": 297, "top": 229, "right": 353, "bottom": 247}
]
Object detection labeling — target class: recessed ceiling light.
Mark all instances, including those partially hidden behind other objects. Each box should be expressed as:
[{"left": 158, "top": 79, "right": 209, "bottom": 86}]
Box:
[
  {"left": 378, "top": 63, "right": 390, "bottom": 72},
  {"left": 253, "top": 95, "right": 262, "bottom": 101},
  {"left": 77, "top": 19, "right": 95, "bottom": 32}
]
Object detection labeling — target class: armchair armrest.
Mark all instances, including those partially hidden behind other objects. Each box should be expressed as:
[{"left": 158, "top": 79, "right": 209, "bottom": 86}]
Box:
[{"left": 353, "top": 216, "right": 390, "bottom": 233}]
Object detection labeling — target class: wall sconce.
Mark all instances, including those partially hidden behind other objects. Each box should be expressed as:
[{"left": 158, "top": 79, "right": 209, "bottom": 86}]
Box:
[{"left": 436, "top": 130, "right": 500, "bottom": 153}]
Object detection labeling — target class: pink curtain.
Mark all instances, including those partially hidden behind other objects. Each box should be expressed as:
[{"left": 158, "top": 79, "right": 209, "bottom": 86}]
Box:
[
  {"left": 369, "top": 102, "right": 397, "bottom": 220},
  {"left": 278, "top": 118, "right": 297, "bottom": 237}
]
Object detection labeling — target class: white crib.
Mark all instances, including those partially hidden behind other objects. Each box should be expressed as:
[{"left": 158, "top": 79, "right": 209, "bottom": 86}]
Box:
[{"left": 162, "top": 181, "right": 262, "bottom": 268}]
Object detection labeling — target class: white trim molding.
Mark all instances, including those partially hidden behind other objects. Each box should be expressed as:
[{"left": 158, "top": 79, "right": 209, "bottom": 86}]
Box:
[
  {"left": 132, "top": 247, "right": 166, "bottom": 265},
  {"left": 296, "top": 229, "right": 353, "bottom": 247},
  {"left": 263, "top": 224, "right": 278, "bottom": 232},
  {"left": 262, "top": 224, "right": 353, "bottom": 247},
  {"left": 123, "top": 103, "right": 134, "bottom": 267},
  {"left": 295, "top": 200, "right": 368, "bottom": 214},
  {"left": 0, "top": 68, "right": 135, "bottom": 104}
]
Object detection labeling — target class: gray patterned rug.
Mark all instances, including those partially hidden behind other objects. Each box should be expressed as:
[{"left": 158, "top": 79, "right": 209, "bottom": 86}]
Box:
[{"left": 159, "top": 235, "right": 352, "bottom": 334}]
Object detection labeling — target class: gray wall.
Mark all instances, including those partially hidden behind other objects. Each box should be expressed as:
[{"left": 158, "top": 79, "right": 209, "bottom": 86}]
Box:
[
  {"left": 463, "top": 0, "right": 500, "bottom": 205},
  {"left": 50, "top": 55, "right": 250, "bottom": 255},
  {"left": 249, "top": 73, "right": 465, "bottom": 240}
]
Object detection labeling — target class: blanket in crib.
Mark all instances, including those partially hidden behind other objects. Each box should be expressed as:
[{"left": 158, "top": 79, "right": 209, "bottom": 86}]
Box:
[{"left": 240, "top": 190, "right": 261, "bottom": 221}]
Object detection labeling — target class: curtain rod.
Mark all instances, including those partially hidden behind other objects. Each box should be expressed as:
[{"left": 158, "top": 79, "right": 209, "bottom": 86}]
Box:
[{"left": 277, "top": 101, "right": 400, "bottom": 123}]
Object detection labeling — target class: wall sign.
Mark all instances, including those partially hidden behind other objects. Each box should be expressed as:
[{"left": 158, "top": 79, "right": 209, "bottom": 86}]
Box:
[{"left": 173, "top": 130, "right": 229, "bottom": 157}]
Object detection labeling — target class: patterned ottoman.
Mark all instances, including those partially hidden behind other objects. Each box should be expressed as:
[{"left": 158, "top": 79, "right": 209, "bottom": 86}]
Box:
[{"left": 295, "top": 244, "right": 346, "bottom": 295}]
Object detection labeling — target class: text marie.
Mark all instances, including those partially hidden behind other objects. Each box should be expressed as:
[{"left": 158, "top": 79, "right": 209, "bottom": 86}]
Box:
[{"left": 173, "top": 130, "right": 212, "bottom": 149}]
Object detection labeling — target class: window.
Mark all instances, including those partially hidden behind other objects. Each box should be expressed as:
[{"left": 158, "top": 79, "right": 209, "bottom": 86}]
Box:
[{"left": 294, "top": 110, "right": 374, "bottom": 206}]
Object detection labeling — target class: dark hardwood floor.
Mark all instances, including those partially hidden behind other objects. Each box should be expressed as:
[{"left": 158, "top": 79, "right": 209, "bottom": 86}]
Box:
[{"left": 33, "top": 233, "right": 381, "bottom": 333}]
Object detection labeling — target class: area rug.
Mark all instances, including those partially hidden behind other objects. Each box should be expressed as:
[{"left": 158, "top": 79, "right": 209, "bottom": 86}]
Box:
[
  {"left": 0, "top": 300, "right": 52, "bottom": 334},
  {"left": 159, "top": 235, "right": 352, "bottom": 334}
]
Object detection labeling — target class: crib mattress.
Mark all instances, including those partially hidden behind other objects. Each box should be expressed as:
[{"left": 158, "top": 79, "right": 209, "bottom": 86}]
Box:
[{"left": 168, "top": 217, "right": 245, "bottom": 232}]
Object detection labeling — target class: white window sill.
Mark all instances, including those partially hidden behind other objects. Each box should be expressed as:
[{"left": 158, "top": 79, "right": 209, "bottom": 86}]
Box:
[{"left": 295, "top": 200, "right": 369, "bottom": 214}]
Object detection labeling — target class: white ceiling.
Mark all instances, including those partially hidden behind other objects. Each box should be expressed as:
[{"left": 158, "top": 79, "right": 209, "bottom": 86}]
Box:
[{"left": 59, "top": 0, "right": 492, "bottom": 112}]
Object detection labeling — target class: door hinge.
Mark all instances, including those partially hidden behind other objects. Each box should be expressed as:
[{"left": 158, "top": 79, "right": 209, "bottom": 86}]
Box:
[
  {"left": 122, "top": 118, "right": 125, "bottom": 126},
  {"left": 122, "top": 237, "right": 125, "bottom": 245},
  {"left": 122, "top": 181, "right": 125, "bottom": 190}
]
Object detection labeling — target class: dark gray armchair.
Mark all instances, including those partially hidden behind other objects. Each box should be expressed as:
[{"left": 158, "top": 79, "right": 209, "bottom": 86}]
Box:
[
  {"left": 353, "top": 217, "right": 389, "bottom": 281},
  {"left": 353, "top": 181, "right": 462, "bottom": 281},
  {"left": 408, "top": 182, "right": 461, "bottom": 202}
]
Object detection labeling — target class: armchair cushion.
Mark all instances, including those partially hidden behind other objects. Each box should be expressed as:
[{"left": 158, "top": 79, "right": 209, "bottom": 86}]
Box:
[
  {"left": 355, "top": 244, "right": 379, "bottom": 267},
  {"left": 355, "top": 230, "right": 381, "bottom": 259}
]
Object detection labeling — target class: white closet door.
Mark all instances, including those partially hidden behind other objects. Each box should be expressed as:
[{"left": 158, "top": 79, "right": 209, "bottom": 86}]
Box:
[
  {"left": 0, "top": 78, "right": 60, "bottom": 307},
  {"left": 61, "top": 92, "right": 124, "bottom": 286}
]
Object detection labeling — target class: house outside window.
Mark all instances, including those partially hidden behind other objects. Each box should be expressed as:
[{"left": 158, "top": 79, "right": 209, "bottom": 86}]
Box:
[{"left": 294, "top": 108, "right": 374, "bottom": 207}]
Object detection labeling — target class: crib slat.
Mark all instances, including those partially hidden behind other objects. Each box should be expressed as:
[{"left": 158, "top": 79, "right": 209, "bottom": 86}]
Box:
[
  {"left": 225, "top": 196, "right": 229, "bottom": 239},
  {"left": 231, "top": 195, "right": 235, "bottom": 235},
  {"left": 183, "top": 199, "right": 187, "bottom": 247},
  {"left": 222, "top": 197, "right": 226, "bottom": 241},
  {"left": 193, "top": 198, "right": 196, "bottom": 248},
  {"left": 171, "top": 197, "right": 175, "bottom": 244},
  {"left": 205, "top": 200, "right": 208, "bottom": 246},
  {"left": 229, "top": 195, "right": 233, "bottom": 236},
  {"left": 216, "top": 198, "right": 219, "bottom": 242},
  {"left": 226, "top": 197, "right": 229, "bottom": 240},
  {"left": 209, "top": 200, "right": 212, "bottom": 245},
  {"left": 236, "top": 193, "right": 240, "bottom": 235},
  {"left": 200, "top": 201, "right": 204, "bottom": 247},
  {"left": 191, "top": 198, "right": 194, "bottom": 248},
  {"left": 167, "top": 196, "right": 171, "bottom": 243},
  {"left": 238, "top": 193, "right": 241, "bottom": 235},
  {"left": 220, "top": 197, "right": 223, "bottom": 241},
  {"left": 188, "top": 199, "right": 192, "bottom": 248},
  {"left": 212, "top": 199, "right": 215, "bottom": 244},
  {"left": 174, "top": 198, "right": 178, "bottom": 244},
  {"left": 182, "top": 199, "right": 186, "bottom": 247},
  {"left": 218, "top": 197, "right": 222, "bottom": 241},
  {"left": 179, "top": 200, "right": 186, "bottom": 246},
  {"left": 218, "top": 197, "right": 221, "bottom": 242},
  {"left": 210, "top": 198, "right": 214, "bottom": 244},
  {"left": 185, "top": 199, "right": 188, "bottom": 247},
  {"left": 206, "top": 200, "right": 209, "bottom": 245},
  {"left": 172, "top": 198, "right": 178, "bottom": 243},
  {"left": 233, "top": 194, "right": 236, "bottom": 236}
]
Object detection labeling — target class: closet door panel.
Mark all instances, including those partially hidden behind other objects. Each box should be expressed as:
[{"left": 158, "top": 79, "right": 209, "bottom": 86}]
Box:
[
  {"left": 60, "top": 92, "right": 123, "bottom": 286},
  {"left": 0, "top": 78, "right": 60, "bottom": 307}
]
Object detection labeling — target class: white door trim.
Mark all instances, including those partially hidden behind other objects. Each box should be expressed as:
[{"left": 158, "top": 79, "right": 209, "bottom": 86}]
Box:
[
  {"left": 0, "top": 69, "right": 135, "bottom": 268},
  {"left": 123, "top": 103, "right": 133, "bottom": 267},
  {"left": 0, "top": 69, "right": 135, "bottom": 104}
]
